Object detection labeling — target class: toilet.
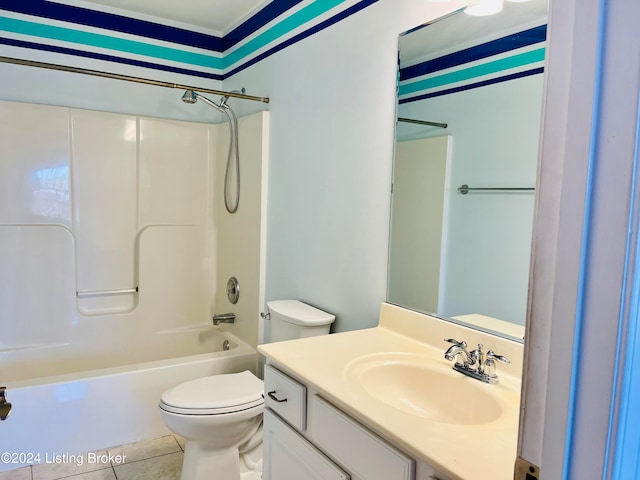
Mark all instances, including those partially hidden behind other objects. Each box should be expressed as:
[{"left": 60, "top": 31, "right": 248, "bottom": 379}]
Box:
[{"left": 159, "top": 300, "right": 336, "bottom": 480}]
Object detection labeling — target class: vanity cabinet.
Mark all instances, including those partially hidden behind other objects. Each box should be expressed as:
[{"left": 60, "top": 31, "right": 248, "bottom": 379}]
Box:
[
  {"left": 262, "top": 363, "right": 452, "bottom": 480},
  {"left": 263, "top": 409, "right": 349, "bottom": 480}
]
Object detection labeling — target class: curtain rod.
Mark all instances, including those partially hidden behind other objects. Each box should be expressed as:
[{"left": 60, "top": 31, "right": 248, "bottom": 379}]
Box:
[
  {"left": 0, "top": 55, "right": 270, "bottom": 104},
  {"left": 398, "top": 117, "right": 447, "bottom": 129}
]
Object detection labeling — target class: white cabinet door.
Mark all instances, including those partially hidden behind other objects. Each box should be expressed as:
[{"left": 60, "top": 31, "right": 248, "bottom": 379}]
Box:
[
  {"left": 309, "top": 395, "right": 414, "bottom": 480},
  {"left": 263, "top": 410, "right": 349, "bottom": 480}
]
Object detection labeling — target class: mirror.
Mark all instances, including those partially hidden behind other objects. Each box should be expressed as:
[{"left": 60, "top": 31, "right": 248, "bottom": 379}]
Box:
[{"left": 388, "top": 1, "right": 548, "bottom": 342}]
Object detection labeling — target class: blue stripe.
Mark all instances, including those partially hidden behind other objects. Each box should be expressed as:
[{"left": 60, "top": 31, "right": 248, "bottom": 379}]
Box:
[
  {"left": 400, "top": 48, "right": 544, "bottom": 96},
  {"left": 399, "top": 67, "right": 544, "bottom": 103},
  {"left": 0, "top": 0, "right": 378, "bottom": 82},
  {"left": 0, "top": 16, "right": 222, "bottom": 69},
  {"left": 223, "top": 0, "right": 346, "bottom": 69},
  {"left": 0, "top": 0, "right": 380, "bottom": 81},
  {"left": 401, "top": 24, "right": 547, "bottom": 82},
  {"left": 0, "top": 37, "right": 224, "bottom": 81},
  {"left": 0, "top": 0, "right": 224, "bottom": 52},
  {"left": 223, "top": 0, "right": 305, "bottom": 49},
  {"left": 224, "top": 0, "right": 378, "bottom": 77}
]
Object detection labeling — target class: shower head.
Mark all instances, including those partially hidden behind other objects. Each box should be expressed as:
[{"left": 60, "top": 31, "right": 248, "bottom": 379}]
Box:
[
  {"left": 181, "top": 90, "right": 226, "bottom": 113},
  {"left": 182, "top": 90, "right": 198, "bottom": 104}
]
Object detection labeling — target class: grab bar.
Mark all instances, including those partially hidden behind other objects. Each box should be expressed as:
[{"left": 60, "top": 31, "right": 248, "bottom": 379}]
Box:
[
  {"left": 76, "top": 287, "right": 139, "bottom": 297},
  {"left": 457, "top": 184, "right": 535, "bottom": 195}
]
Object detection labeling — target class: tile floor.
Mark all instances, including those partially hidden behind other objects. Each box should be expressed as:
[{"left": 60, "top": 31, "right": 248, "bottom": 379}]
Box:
[{"left": 0, "top": 435, "right": 185, "bottom": 480}]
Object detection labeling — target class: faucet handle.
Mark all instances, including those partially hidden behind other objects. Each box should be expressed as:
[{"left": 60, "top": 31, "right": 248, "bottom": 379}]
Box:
[
  {"left": 444, "top": 338, "right": 467, "bottom": 348},
  {"left": 483, "top": 350, "right": 511, "bottom": 380},
  {"left": 486, "top": 350, "right": 511, "bottom": 364}
]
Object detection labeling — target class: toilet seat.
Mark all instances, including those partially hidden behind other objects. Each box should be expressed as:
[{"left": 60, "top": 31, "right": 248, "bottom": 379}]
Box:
[{"left": 160, "top": 370, "right": 264, "bottom": 416}]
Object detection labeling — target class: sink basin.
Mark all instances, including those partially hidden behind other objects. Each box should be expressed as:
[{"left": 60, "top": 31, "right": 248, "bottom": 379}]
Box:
[{"left": 345, "top": 352, "right": 503, "bottom": 425}]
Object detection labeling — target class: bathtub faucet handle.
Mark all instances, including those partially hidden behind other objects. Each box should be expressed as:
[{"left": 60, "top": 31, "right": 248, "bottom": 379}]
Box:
[{"left": 212, "top": 313, "right": 236, "bottom": 325}]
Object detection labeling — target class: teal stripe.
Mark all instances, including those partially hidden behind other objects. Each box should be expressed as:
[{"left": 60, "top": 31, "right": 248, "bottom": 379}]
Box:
[
  {"left": 0, "top": 16, "right": 222, "bottom": 70},
  {"left": 223, "top": 0, "right": 345, "bottom": 68},
  {"left": 399, "top": 48, "right": 546, "bottom": 96}
]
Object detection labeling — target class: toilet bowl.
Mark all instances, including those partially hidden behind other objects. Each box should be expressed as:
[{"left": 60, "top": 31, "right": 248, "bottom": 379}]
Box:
[
  {"left": 160, "top": 301, "right": 336, "bottom": 480},
  {"left": 159, "top": 370, "right": 264, "bottom": 480}
]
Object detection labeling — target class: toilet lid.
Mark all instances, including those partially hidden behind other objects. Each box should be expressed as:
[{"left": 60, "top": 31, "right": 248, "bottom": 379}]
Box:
[{"left": 160, "top": 371, "right": 264, "bottom": 414}]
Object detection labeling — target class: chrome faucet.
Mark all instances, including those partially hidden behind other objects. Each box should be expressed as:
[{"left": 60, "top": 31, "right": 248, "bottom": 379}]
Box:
[
  {"left": 444, "top": 338, "right": 510, "bottom": 384},
  {"left": 443, "top": 338, "right": 474, "bottom": 365},
  {"left": 212, "top": 313, "right": 236, "bottom": 325}
]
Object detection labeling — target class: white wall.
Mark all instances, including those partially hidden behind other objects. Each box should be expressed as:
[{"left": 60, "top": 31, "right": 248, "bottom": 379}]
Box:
[{"left": 225, "top": 0, "right": 467, "bottom": 332}]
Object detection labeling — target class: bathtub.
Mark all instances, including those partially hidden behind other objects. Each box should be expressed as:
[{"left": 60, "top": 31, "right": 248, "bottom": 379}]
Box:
[{"left": 0, "top": 325, "right": 257, "bottom": 472}]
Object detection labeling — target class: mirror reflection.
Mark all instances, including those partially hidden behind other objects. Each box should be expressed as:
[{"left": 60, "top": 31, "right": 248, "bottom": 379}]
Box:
[{"left": 388, "top": 1, "right": 548, "bottom": 342}]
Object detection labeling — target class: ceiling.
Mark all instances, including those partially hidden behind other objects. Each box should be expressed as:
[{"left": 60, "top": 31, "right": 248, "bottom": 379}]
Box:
[
  {"left": 75, "top": 0, "right": 272, "bottom": 33},
  {"left": 400, "top": 0, "right": 548, "bottom": 65}
]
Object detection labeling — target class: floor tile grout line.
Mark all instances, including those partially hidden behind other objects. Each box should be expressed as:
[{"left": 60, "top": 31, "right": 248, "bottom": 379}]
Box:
[
  {"left": 171, "top": 435, "right": 184, "bottom": 452},
  {"left": 110, "top": 450, "right": 183, "bottom": 469}
]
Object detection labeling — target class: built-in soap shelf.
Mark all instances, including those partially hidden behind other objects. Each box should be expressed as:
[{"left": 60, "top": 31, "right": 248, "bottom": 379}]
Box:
[{"left": 75, "top": 286, "right": 139, "bottom": 316}]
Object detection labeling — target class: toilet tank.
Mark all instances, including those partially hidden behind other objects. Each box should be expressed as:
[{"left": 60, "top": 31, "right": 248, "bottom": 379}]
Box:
[{"left": 267, "top": 300, "right": 335, "bottom": 342}]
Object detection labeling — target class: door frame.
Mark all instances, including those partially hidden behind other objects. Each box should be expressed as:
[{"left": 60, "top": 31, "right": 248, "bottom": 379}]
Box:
[{"left": 519, "top": 0, "right": 640, "bottom": 478}]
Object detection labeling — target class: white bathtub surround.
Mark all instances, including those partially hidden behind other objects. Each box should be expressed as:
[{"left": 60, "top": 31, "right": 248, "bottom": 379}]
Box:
[
  {"left": 0, "top": 100, "right": 270, "bottom": 381},
  {"left": 0, "top": 328, "right": 256, "bottom": 472}
]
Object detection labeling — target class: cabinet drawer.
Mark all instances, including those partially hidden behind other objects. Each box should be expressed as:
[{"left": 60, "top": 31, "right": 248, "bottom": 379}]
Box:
[
  {"left": 264, "top": 364, "right": 307, "bottom": 431},
  {"left": 310, "top": 395, "right": 415, "bottom": 480}
]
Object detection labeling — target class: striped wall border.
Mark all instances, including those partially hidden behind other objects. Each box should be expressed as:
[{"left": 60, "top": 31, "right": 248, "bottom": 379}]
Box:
[
  {"left": 399, "top": 25, "right": 547, "bottom": 103},
  {"left": 0, "top": 0, "right": 378, "bottom": 81}
]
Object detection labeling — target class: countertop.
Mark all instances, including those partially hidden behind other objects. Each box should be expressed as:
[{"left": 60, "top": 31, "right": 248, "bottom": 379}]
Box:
[{"left": 257, "top": 303, "right": 523, "bottom": 480}]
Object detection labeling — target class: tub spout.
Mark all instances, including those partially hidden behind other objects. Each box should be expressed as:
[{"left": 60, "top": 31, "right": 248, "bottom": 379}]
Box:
[{"left": 213, "top": 313, "right": 236, "bottom": 325}]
